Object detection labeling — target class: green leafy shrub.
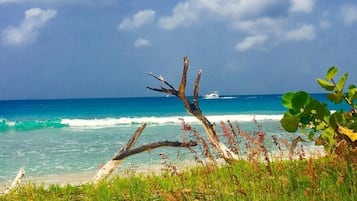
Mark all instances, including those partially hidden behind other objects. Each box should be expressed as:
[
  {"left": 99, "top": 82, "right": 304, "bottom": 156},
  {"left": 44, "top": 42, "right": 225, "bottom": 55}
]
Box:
[{"left": 280, "top": 66, "right": 357, "bottom": 162}]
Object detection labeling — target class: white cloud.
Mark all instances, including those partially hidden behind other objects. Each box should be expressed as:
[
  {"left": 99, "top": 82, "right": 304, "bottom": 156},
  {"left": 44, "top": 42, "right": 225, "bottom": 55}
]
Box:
[
  {"left": 289, "top": 0, "right": 314, "bottom": 13},
  {"left": 156, "top": 0, "right": 319, "bottom": 51},
  {"left": 134, "top": 38, "right": 151, "bottom": 48},
  {"left": 235, "top": 34, "right": 267, "bottom": 52},
  {"left": 119, "top": 9, "right": 156, "bottom": 31},
  {"left": 158, "top": 0, "right": 284, "bottom": 30},
  {"left": 123, "top": 0, "right": 317, "bottom": 51},
  {"left": 233, "top": 17, "right": 283, "bottom": 35},
  {"left": 341, "top": 5, "right": 357, "bottom": 26},
  {"left": 1, "top": 8, "right": 56, "bottom": 46},
  {"left": 158, "top": 1, "right": 199, "bottom": 30},
  {"left": 285, "top": 24, "right": 315, "bottom": 41}
]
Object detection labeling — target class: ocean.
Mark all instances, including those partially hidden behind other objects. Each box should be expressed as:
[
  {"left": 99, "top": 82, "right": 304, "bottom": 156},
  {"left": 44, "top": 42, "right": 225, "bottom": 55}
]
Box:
[{"left": 0, "top": 94, "right": 337, "bottom": 184}]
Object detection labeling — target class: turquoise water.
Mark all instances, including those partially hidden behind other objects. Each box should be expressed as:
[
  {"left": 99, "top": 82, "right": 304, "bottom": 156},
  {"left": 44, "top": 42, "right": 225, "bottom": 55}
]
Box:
[{"left": 0, "top": 94, "right": 337, "bottom": 183}]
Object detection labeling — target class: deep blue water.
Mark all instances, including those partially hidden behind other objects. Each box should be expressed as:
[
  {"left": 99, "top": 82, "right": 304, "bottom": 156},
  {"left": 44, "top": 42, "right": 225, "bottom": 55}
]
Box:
[
  {"left": 0, "top": 95, "right": 284, "bottom": 119},
  {"left": 0, "top": 94, "right": 337, "bottom": 183}
]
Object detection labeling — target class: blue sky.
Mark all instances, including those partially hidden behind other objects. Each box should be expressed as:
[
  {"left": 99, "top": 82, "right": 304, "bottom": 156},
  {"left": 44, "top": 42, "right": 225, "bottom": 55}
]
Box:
[{"left": 1, "top": 0, "right": 357, "bottom": 100}]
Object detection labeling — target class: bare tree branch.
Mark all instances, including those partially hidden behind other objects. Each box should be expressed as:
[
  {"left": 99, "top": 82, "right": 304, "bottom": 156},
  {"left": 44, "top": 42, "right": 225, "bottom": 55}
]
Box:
[
  {"left": 148, "top": 73, "right": 176, "bottom": 90},
  {"left": 178, "top": 56, "right": 189, "bottom": 96},
  {"left": 147, "top": 56, "right": 238, "bottom": 161},
  {"left": 112, "top": 140, "right": 197, "bottom": 160},
  {"left": 193, "top": 69, "right": 202, "bottom": 107},
  {"left": 117, "top": 123, "right": 146, "bottom": 154},
  {"left": 2, "top": 167, "right": 25, "bottom": 194},
  {"left": 90, "top": 124, "right": 146, "bottom": 183},
  {"left": 91, "top": 123, "right": 197, "bottom": 183}
]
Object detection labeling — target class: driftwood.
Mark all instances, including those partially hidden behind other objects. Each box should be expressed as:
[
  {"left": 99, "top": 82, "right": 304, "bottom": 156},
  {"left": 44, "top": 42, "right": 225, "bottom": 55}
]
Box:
[
  {"left": 2, "top": 167, "right": 25, "bottom": 194},
  {"left": 91, "top": 123, "right": 197, "bottom": 183},
  {"left": 148, "top": 56, "right": 238, "bottom": 161}
]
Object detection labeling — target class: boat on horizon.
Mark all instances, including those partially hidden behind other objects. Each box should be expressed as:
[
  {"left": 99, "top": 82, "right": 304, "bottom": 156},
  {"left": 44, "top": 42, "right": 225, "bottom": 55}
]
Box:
[{"left": 204, "top": 91, "right": 219, "bottom": 99}]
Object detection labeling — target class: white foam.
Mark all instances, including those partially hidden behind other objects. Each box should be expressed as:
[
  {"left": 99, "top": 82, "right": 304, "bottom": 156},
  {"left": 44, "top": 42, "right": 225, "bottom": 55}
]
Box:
[
  {"left": 220, "top": 96, "right": 236, "bottom": 99},
  {"left": 60, "top": 114, "right": 283, "bottom": 129},
  {"left": 206, "top": 114, "right": 283, "bottom": 122},
  {"left": 7, "top": 121, "right": 15, "bottom": 127}
]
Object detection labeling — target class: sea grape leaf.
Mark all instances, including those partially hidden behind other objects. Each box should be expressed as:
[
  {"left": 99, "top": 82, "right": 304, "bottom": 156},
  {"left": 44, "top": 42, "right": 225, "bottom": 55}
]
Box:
[
  {"left": 329, "top": 112, "right": 344, "bottom": 129},
  {"left": 320, "top": 128, "right": 336, "bottom": 149},
  {"left": 338, "top": 126, "right": 357, "bottom": 142},
  {"left": 336, "top": 73, "right": 348, "bottom": 92},
  {"left": 350, "top": 120, "right": 357, "bottom": 131},
  {"left": 280, "top": 113, "right": 299, "bottom": 132},
  {"left": 308, "top": 131, "right": 315, "bottom": 140},
  {"left": 316, "top": 121, "right": 327, "bottom": 131},
  {"left": 326, "top": 66, "right": 338, "bottom": 80},
  {"left": 303, "top": 98, "right": 320, "bottom": 116},
  {"left": 317, "top": 78, "right": 335, "bottom": 91},
  {"left": 321, "top": 127, "right": 335, "bottom": 144},
  {"left": 327, "top": 92, "right": 344, "bottom": 104},
  {"left": 313, "top": 101, "right": 330, "bottom": 120},
  {"left": 291, "top": 91, "right": 310, "bottom": 112},
  {"left": 299, "top": 113, "right": 311, "bottom": 125},
  {"left": 282, "top": 92, "right": 295, "bottom": 109},
  {"left": 347, "top": 86, "right": 357, "bottom": 103}
]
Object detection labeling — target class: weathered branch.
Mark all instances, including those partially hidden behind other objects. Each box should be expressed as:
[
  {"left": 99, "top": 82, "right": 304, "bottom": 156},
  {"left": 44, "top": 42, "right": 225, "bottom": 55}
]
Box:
[
  {"left": 114, "top": 123, "right": 146, "bottom": 155},
  {"left": 2, "top": 167, "right": 25, "bottom": 194},
  {"left": 148, "top": 73, "right": 176, "bottom": 90},
  {"left": 193, "top": 69, "right": 202, "bottom": 107},
  {"left": 147, "top": 56, "right": 238, "bottom": 161},
  {"left": 112, "top": 140, "right": 197, "bottom": 160},
  {"left": 91, "top": 123, "right": 197, "bottom": 183},
  {"left": 90, "top": 124, "right": 146, "bottom": 183},
  {"left": 178, "top": 56, "right": 189, "bottom": 96}
]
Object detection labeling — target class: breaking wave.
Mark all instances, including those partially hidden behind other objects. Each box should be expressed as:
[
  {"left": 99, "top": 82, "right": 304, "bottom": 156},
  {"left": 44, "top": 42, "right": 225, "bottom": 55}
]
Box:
[
  {"left": 0, "top": 114, "right": 283, "bottom": 132},
  {"left": 0, "top": 118, "right": 66, "bottom": 132}
]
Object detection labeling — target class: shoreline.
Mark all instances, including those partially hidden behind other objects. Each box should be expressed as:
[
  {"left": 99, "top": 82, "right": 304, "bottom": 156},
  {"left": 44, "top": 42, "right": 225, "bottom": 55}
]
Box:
[
  {"left": 0, "top": 147, "right": 325, "bottom": 193},
  {"left": 0, "top": 160, "right": 200, "bottom": 192}
]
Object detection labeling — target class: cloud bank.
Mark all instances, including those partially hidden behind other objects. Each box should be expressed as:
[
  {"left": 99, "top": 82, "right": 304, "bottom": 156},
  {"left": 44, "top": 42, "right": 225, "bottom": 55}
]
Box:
[
  {"left": 1, "top": 8, "right": 57, "bottom": 46},
  {"left": 154, "top": 0, "right": 319, "bottom": 51},
  {"left": 119, "top": 10, "right": 156, "bottom": 31}
]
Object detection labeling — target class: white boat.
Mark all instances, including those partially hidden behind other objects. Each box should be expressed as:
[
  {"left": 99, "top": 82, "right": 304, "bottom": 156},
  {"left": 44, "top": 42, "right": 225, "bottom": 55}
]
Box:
[{"left": 204, "top": 91, "right": 219, "bottom": 99}]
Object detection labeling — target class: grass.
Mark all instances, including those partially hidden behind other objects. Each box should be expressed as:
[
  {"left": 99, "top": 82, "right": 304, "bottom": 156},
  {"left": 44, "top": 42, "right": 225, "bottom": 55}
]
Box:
[
  {"left": 1, "top": 120, "right": 356, "bottom": 200},
  {"left": 1, "top": 156, "right": 356, "bottom": 201}
]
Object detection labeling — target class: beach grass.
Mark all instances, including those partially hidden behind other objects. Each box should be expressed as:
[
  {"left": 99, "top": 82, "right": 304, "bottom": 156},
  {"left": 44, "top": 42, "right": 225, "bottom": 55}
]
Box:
[{"left": 1, "top": 155, "right": 356, "bottom": 201}]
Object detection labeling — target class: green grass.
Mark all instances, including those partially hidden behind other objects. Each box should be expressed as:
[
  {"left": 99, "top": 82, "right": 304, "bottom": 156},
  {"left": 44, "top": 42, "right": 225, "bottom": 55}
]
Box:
[{"left": 1, "top": 156, "right": 356, "bottom": 201}]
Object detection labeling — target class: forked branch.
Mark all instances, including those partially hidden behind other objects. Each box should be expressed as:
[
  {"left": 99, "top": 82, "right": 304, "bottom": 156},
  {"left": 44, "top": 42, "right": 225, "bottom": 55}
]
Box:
[
  {"left": 91, "top": 123, "right": 197, "bottom": 183},
  {"left": 112, "top": 140, "right": 197, "bottom": 161},
  {"left": 148, "top": 56, "right": 238, "bottom": 161}
]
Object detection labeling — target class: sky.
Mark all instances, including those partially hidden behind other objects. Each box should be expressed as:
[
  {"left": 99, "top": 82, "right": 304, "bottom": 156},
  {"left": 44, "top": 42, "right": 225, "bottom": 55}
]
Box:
[{"left": 1, "top": 0, "right": 357, "bottom": 100}]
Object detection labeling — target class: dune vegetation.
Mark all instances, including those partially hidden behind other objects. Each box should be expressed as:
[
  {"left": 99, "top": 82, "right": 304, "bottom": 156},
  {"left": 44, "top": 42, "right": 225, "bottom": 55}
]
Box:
[{"left": 1, "top": 134, "right": 356, "bottom": 201}]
